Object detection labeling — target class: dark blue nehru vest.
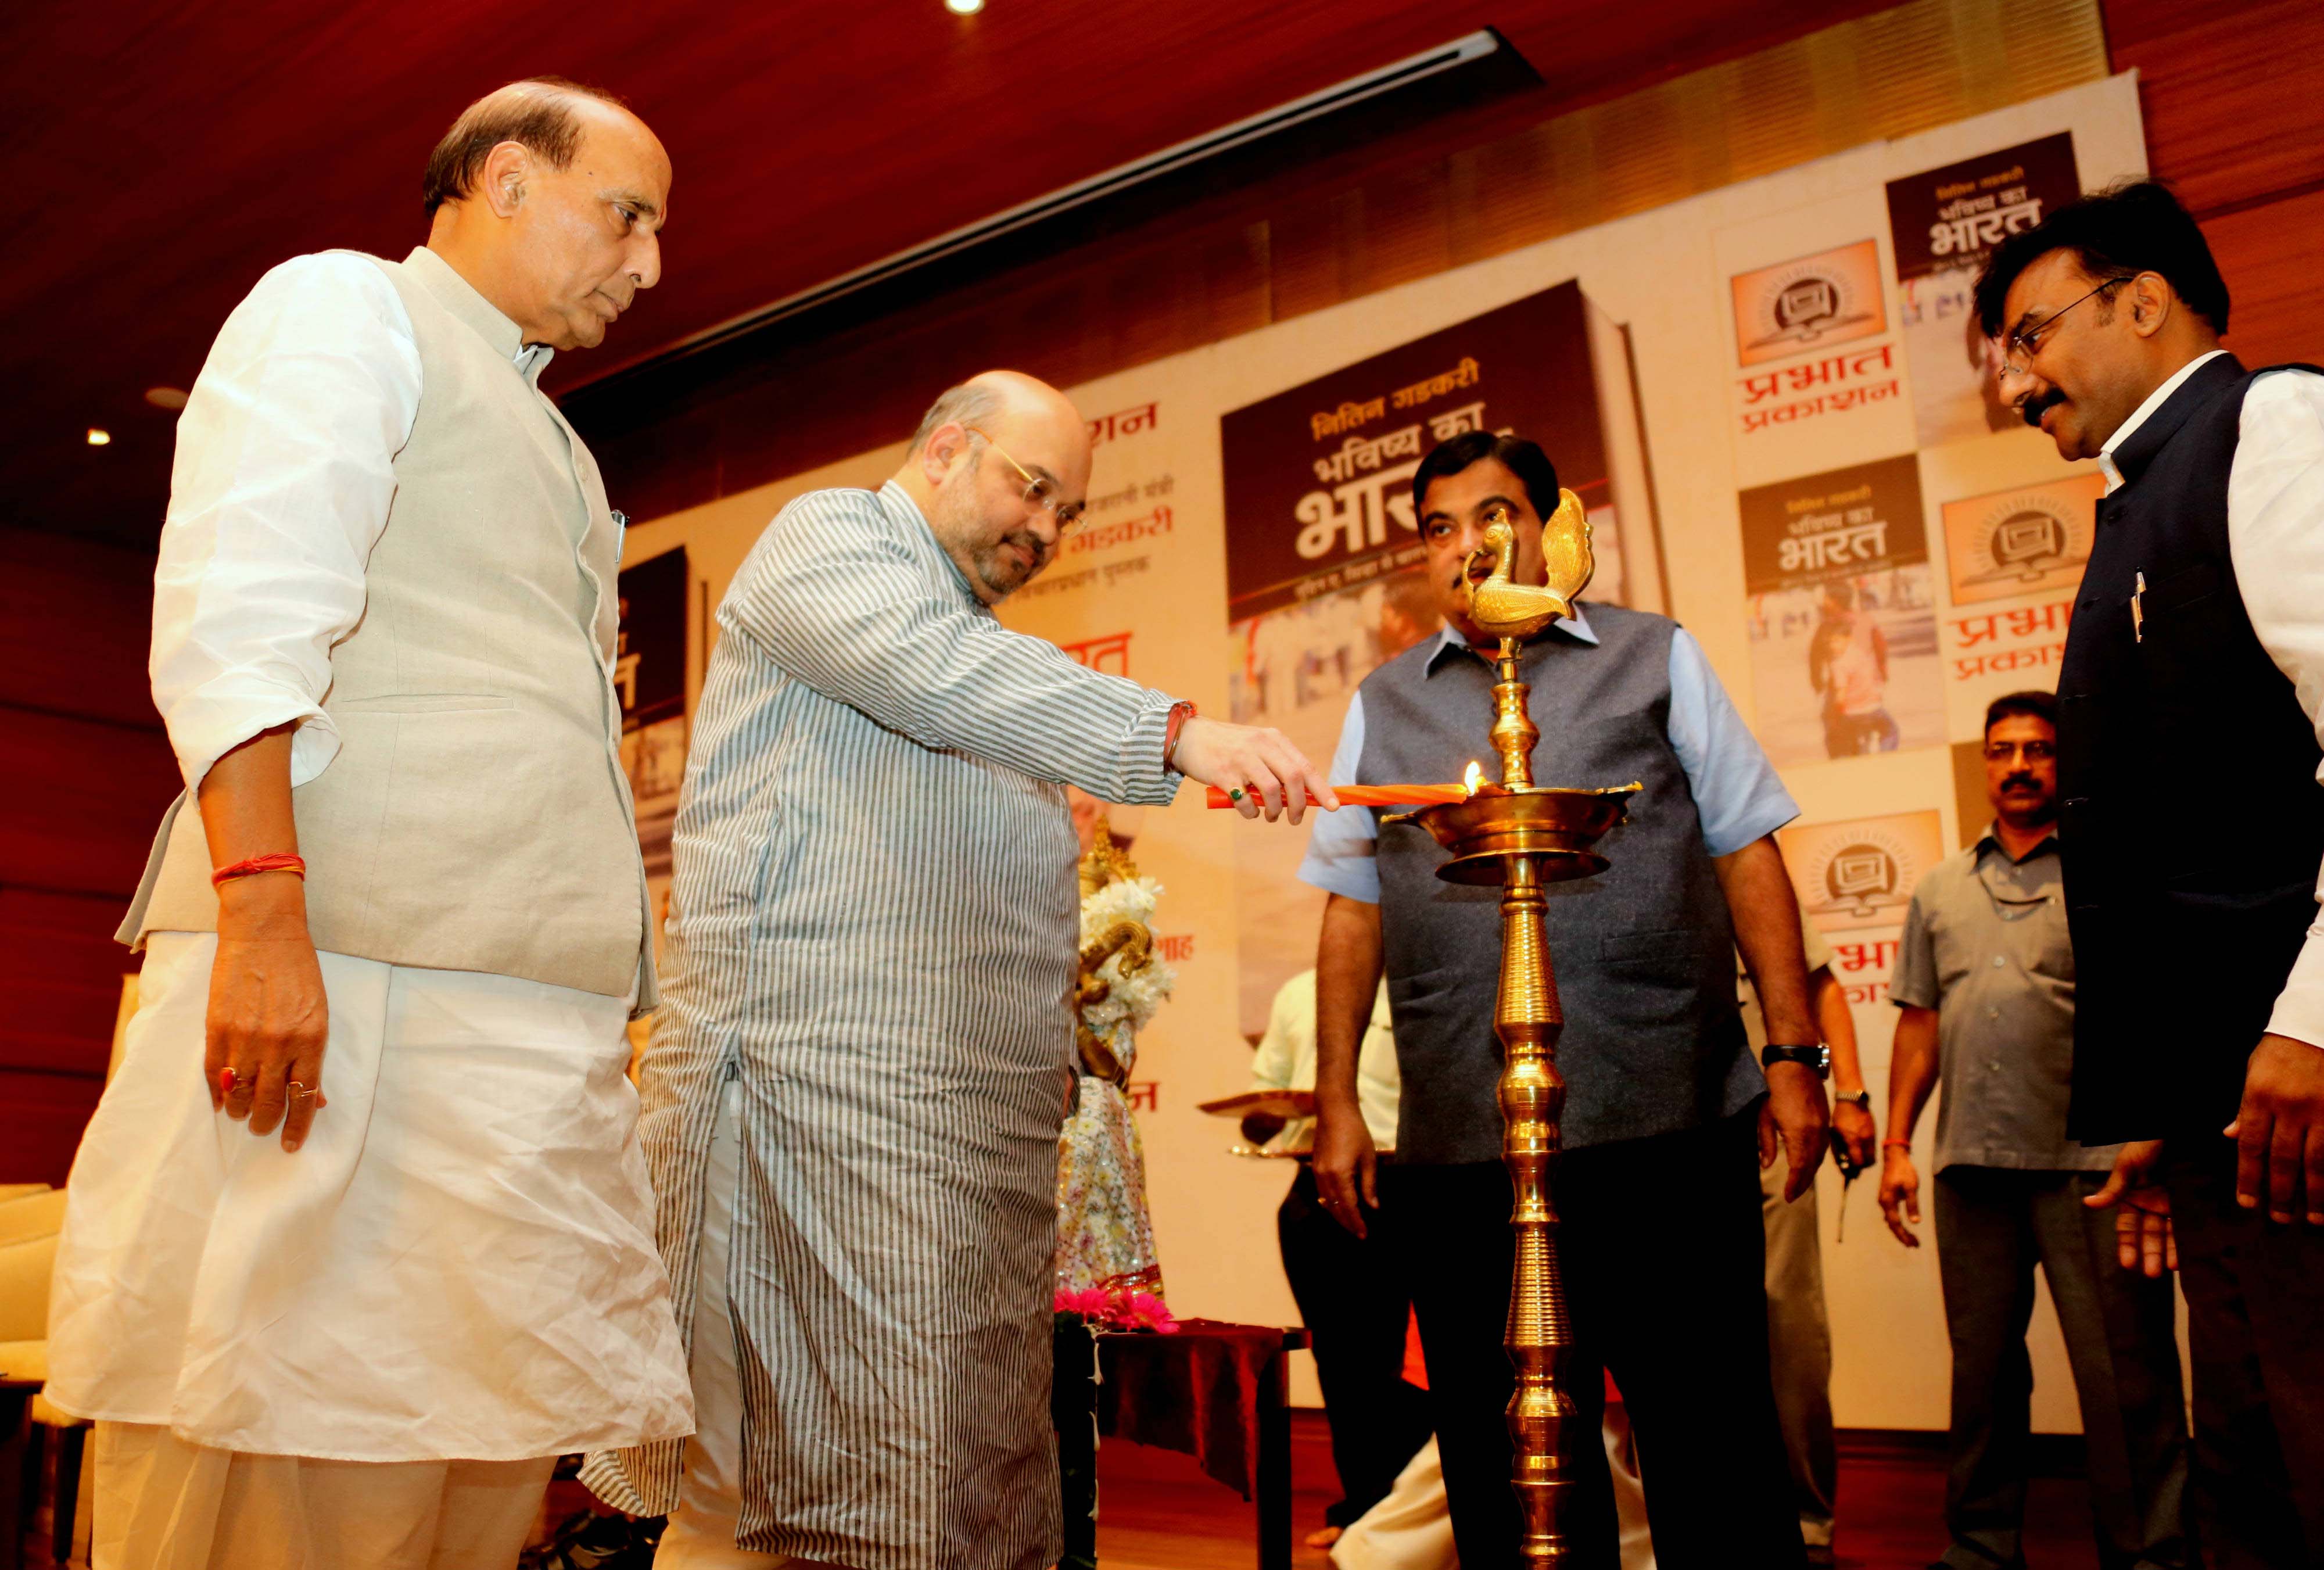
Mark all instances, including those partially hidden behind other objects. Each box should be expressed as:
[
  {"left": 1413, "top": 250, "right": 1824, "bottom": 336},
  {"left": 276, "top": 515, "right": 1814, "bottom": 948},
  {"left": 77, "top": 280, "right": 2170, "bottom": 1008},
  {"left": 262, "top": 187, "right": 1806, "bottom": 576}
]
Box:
[{"left": 2058, "top": 355, "right": 2324, "bottom": 1143}]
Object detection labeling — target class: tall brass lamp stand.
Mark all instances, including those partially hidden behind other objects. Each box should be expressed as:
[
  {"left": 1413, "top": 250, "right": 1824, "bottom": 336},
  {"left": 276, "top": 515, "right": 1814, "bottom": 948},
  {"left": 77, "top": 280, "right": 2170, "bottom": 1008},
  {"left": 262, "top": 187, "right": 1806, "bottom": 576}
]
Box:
[{"left": 1384, "top": 490, "right": 1636, "bottom": 1563}]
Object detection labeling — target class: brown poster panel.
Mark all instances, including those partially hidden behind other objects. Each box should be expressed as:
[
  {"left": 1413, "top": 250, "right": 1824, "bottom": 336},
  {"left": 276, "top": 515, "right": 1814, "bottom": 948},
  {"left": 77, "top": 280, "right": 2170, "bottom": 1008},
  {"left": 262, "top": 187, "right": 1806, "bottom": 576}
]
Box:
[
  {"left": 1220, "top": 282, "right": 1609, "bottom": 627},
  {"left": 1218, "top": 282, "right": 1615, "bottom": 1033},
  {"left": 617, "top": 544, "right": 689, "bottom": 878}
]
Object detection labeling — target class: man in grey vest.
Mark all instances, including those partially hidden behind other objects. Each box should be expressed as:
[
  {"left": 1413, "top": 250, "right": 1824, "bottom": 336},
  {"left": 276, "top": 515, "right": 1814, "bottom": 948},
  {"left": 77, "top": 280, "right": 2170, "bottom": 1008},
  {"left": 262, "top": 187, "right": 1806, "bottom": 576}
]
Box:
[
  {"left": 48, "top": 80, "right": 693, "bottom": 1567},
  {"left": 1306, "top": 432, "right": 1830, "bottom": 1567}
]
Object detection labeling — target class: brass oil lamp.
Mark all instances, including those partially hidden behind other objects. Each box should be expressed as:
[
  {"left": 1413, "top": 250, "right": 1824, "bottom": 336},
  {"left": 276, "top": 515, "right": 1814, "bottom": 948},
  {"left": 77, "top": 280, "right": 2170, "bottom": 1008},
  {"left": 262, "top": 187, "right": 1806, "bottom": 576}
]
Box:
[{"left": 1383, "top": 489, "right": 1637, "bottom": 1563}]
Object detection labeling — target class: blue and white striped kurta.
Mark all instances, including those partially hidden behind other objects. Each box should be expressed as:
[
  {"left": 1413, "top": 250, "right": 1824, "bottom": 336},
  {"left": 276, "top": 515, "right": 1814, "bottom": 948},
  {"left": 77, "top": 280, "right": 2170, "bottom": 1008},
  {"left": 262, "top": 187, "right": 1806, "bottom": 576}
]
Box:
[{"left": 584, "top": 482, "right": 1178, "bottom": 1568}]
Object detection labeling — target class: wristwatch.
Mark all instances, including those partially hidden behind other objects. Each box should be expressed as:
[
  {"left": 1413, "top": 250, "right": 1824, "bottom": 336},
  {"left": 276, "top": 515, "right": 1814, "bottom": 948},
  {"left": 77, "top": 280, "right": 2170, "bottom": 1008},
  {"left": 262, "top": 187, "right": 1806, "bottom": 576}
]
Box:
[
  {"left": 1761, "top": 1042, "right": 1830, "bottom": 1079},
  {"left": 1833, "top": 1088, "right": 1873, "bottom": 1112}
]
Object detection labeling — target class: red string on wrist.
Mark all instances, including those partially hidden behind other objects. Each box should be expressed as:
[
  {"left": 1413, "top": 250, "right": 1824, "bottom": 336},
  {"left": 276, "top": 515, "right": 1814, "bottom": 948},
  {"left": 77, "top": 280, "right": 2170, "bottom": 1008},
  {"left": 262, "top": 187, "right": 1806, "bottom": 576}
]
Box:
[
  {"left": 1162, "top": 700, "right": 1196, "bottom": 767},
  {"left": 211, "top": 852, "right": 307, "bottom": 888},
  {"left": 1880, "top": 1138, "right": 1912, "bottom": 1149}
]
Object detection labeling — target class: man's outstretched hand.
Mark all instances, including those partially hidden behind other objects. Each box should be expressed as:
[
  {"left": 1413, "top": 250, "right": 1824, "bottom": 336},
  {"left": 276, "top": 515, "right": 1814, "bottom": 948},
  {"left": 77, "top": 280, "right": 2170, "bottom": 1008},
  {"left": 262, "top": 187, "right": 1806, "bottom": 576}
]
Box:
[{"left": 1171, "top": 716, "right": 1337, "bottom": 823}]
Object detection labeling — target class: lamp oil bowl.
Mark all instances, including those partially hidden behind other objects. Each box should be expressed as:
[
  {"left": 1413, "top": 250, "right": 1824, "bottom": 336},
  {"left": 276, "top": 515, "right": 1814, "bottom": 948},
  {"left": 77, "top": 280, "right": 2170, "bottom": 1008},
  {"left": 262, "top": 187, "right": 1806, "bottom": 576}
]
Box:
[{"left": 1381, "top": 782, "right": 1634, "bottom": 887}]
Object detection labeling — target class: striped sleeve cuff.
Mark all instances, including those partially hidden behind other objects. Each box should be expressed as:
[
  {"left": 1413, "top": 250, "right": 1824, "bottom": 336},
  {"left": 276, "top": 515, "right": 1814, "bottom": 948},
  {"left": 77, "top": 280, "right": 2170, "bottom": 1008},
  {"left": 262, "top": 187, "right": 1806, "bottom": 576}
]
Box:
[{"left": 1116, "top": 689, "right": 1181, "bottom": 806}]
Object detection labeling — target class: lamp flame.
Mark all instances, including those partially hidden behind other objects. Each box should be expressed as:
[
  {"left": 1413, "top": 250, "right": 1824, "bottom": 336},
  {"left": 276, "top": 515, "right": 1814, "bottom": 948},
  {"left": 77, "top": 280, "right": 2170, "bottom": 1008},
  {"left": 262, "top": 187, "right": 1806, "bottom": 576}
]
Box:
[{"left": 1464, "top": 761, "right": 1484, "bottom": 796}]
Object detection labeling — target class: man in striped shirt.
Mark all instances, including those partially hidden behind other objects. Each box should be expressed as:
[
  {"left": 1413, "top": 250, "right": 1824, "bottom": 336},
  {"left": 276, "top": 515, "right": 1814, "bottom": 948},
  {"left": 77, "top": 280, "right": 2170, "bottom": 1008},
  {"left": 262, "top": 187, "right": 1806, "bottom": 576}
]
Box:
[{"left": 586, "top": 371, "right": 1330, "bottom": 1570}]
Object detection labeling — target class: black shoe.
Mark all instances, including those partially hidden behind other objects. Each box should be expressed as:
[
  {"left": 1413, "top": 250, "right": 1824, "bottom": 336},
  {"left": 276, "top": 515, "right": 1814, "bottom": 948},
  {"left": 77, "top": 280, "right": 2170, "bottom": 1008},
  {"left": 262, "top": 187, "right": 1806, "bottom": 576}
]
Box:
[{"left": 523, "top": 1511, "right": 666, "bottom": 1570}]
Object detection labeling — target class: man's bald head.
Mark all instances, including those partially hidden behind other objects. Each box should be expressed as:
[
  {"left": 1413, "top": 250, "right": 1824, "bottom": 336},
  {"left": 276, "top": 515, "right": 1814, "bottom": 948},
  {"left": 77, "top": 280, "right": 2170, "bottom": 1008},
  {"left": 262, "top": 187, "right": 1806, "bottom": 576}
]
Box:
[
  {"left": 422, "top": 79, "right": 671, "bottom": 352},
  {"left": 896, "top": 371, "right": 1094, "bottom": 604},
  {"left": 909, "top": 371, "right": 1089, "bottom": 465}
]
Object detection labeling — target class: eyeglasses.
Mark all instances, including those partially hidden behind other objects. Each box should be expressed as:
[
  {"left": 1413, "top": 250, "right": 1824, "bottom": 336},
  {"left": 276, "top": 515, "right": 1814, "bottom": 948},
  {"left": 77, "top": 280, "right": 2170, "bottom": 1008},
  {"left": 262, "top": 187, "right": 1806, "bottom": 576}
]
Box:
[
  {"left": 963, "top": 427, "right": 1088, "bottom": 533},
  {"left": 1981, "top": 739, "right": 2056, "bottom": 763},
  {"left": 1995, "top": 277, "right": 2136, "bottom": 379}
]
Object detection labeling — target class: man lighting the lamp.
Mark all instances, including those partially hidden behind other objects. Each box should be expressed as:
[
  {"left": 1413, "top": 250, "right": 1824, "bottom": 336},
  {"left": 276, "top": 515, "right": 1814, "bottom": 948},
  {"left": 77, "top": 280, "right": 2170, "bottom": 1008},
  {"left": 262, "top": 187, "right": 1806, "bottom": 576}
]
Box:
[{"left": 587, "top": 371, "right": 1334, "bottom": 1570}]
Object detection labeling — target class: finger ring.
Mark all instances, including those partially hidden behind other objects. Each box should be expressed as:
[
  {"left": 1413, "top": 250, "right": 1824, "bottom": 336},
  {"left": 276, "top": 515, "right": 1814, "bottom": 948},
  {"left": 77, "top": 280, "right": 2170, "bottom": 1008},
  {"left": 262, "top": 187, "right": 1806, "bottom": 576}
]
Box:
[
  {"left": 1228, "top": 787, "right": 1246, "bottom": 802},
  {"left": 287, "top": 1081, "right": 313, "bottom": 1101},
  {"left": 220, "top": 1067, "right": 243, "bottom": 1096}
]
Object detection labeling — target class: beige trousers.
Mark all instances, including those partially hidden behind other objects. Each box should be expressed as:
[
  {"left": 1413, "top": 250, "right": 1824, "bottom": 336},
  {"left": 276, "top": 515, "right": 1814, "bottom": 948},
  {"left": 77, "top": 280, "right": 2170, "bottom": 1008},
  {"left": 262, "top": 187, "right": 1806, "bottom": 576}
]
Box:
[
  {"left": 1760, "top": 1156, "right": 1837, "bottom": 1553},
  {"left": 92, "top": 1422, "right": 554, "bottom": 1570}
]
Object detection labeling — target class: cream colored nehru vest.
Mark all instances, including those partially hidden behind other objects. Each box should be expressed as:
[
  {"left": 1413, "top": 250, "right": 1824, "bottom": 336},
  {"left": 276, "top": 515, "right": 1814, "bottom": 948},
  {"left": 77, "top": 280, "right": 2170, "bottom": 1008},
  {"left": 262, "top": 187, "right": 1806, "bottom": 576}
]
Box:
[{"left": 121, "top": 248, "right": 653, "bottom": 1005}]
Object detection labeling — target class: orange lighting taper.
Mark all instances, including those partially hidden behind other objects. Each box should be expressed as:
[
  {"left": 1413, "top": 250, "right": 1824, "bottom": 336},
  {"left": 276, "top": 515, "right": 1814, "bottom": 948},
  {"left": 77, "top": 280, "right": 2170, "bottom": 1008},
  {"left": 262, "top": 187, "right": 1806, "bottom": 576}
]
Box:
[{"left": 1204, "top": 783, "right": 1470, "bottom": 809}]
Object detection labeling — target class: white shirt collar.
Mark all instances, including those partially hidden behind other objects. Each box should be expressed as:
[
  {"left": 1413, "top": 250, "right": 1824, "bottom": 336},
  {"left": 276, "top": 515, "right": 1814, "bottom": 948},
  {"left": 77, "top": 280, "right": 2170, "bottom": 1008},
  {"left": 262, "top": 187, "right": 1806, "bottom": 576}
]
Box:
[
  {"left": 1427, "top": 602, "right": 1599, "bottom": 665},
  {"left": 2098, "top": 349, "right": 2229, "bottom": 494}
]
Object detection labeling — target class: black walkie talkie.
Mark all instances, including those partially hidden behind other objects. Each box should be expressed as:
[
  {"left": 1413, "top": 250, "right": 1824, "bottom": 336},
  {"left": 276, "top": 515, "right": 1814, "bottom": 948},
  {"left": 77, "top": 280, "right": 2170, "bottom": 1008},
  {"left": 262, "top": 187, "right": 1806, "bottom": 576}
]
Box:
[{"left": 1830, "top": 1130, "right": 1863, "bottom": 1241}]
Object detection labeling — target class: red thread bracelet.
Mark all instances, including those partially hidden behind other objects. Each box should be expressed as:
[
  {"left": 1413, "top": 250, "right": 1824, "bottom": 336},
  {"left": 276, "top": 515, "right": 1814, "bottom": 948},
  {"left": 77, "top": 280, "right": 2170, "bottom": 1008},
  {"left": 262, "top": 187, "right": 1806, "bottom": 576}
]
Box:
[
  {"left": 211, "top": 852, "right": 307, "bottom": 888},
  {"left": 1162, "top": 700, "right": 1196, "bottom": 767}
]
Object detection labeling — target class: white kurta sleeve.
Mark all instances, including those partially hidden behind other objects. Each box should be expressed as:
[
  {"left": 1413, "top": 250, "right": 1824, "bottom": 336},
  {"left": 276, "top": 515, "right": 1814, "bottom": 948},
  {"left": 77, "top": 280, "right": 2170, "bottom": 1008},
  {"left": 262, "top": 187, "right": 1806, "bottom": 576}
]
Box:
[
  {"left": 722, "top": 488, "right": 1179, "bottom": 804},
  {"left": 2228, "top": 368, "right": 2324, "bottom": 1050},
  {"left": 151, "top": 253, "right": 422, "bottom": 794}
]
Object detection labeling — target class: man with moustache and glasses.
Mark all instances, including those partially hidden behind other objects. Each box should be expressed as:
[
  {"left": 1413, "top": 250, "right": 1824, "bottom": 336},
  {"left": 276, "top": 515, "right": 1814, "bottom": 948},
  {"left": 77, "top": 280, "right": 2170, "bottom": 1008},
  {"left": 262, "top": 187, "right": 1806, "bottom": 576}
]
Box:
[
  {"left": 586, "top": 371, "right": 1333, "bottom": 1570},
  {"left": 1974, "top": 180, "right": 2324, "bottom": 1567},
  {"left": 1302, "top": 430, "right": 1830, "bottom": 1567},
  {"left": 1881, "top": 691, "right": 2187, "bottom": 1570}
]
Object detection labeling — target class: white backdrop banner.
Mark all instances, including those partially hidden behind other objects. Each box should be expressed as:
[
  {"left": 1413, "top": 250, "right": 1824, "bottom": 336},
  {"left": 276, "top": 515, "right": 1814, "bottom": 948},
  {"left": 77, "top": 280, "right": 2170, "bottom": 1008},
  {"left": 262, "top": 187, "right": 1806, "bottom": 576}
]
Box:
[{"left": 616, "top": 74, "right": 2146, "bottom": 1428}]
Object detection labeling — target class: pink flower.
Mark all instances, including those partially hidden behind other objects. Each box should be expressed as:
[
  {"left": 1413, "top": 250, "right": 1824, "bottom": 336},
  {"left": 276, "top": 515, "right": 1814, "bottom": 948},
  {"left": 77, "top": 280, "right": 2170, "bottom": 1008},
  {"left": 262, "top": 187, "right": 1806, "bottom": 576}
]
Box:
[
  {"left": 1118, "top": 1291, "right": 1180, "bottom": 1334},
  {"left": 1054, "top": 1287, "right": 1110, "bottom": 1318}
]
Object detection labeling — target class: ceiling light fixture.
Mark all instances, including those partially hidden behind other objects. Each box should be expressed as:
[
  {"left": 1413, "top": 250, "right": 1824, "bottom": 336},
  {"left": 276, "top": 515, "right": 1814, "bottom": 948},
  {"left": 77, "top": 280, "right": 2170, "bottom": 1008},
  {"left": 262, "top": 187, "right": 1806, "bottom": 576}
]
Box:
[
  {"left": 86, "top": 428, "right": 111, "bottom": 446},
  {"left": 945, "top": 0, "right": 983, "bottom": 13}
]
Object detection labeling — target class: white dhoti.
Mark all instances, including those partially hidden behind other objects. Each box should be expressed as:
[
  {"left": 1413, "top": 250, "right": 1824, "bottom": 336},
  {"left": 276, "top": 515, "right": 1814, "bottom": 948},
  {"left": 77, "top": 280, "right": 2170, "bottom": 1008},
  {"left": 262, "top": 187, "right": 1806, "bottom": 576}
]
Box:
[
  {"left": 92, "top": 1422, "right": 555, "bottom": 1570},
  {"left": 48, "top": 931, "right": 694, "bottom": 1566}
]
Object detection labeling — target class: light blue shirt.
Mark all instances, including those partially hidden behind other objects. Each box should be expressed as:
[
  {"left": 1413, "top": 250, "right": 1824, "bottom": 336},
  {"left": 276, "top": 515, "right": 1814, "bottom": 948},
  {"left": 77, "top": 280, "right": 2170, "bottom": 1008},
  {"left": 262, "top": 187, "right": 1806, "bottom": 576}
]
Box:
[{"left": 1297, "top": 607, "right": 1796, "bottom": 903}]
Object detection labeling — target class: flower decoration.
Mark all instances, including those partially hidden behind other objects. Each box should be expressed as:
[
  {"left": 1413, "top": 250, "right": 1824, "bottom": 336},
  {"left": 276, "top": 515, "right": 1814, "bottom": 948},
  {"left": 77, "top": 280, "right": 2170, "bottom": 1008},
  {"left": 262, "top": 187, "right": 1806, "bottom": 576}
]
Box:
[
  {"left": 1053, "top": 1282, "right": 1180, "bottom": 1334},
  {"left": 1078, "top": 875, "right": 1176, "bottom": 1036}
]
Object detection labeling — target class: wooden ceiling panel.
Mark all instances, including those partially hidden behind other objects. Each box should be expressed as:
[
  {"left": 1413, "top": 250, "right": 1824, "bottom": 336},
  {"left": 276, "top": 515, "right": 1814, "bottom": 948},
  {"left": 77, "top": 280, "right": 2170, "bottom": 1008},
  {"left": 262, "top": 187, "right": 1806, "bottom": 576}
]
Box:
[
  {"left": 2106, "top": 0, "right": 2324, "bottom": 218},
  {"left": 2, "top": 0, "right": 1887, "bottom": 548}
]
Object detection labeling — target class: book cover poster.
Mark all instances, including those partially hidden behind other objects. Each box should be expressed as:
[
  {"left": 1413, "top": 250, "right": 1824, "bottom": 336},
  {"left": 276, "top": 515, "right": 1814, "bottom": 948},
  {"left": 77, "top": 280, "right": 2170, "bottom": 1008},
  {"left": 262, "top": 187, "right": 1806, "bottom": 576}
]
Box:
[
  {"left": 1738, "top": 454, "right": 1944, "bottom": 765},
  {"left": 1220, "top": 283, "right": 1619, "bottom": 1028},
  {"left": 1885, "top": 132, "right": 2082, "bottom": 448}
]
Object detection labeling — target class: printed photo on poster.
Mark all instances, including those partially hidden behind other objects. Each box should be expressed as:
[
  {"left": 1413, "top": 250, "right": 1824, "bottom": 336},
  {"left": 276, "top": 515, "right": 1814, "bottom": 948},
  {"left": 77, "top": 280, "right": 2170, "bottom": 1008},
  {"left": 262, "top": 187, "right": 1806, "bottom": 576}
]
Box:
[
  {"left": 1729, "top": 240, "right": 1888, "bottom": 368},
  {"left": 1778, "top": 809, "right": 1946, "bottom": 936},
  {"left": 617, "top": 545, "right": 688, "bottom": 878},
  {"left": 1885, "top": 132, "right": 2081, "bottom": 448},
  {"left": 1740, "top": 454, "right": 1944, "bottom": 765},
  {"left": 1938, "top": 472, "right": 2102, "bottom": 605}
]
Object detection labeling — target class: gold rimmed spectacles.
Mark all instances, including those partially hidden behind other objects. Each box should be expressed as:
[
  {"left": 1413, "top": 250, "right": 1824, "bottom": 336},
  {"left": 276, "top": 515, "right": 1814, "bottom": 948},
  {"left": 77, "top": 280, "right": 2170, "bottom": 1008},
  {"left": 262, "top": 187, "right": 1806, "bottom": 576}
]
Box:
[{"left": 964, "top": 426, "right": 1088, "bottom": 533}]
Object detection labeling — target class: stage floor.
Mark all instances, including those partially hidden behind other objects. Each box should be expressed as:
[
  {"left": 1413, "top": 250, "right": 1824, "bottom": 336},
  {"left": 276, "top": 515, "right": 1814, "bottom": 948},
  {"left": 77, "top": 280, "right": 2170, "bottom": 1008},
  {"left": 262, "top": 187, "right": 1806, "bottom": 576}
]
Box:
[
  {"left": 13, "top": 1414, "right": 2106, "bottom": 1568},
  {"left": 1094, "top": 1413, "right": 2106, "bottom": 1570}
]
